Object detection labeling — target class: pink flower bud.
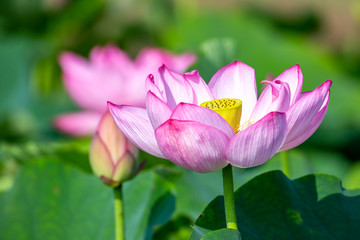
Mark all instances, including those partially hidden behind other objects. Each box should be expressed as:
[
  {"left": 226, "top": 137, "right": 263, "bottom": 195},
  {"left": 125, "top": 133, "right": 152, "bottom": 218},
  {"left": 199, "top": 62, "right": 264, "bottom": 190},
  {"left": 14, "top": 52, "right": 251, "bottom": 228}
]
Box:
[{"left": 89, "top": 111, "right": 139, "bottom": 187}]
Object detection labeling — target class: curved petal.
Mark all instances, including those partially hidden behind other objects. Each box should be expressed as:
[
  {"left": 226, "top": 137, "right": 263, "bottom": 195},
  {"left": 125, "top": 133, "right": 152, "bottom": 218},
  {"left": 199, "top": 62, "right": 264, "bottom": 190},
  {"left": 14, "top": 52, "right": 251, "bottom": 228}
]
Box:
[
  {"left": 284, "top": 80, "right": 332, "bottom": 145},
  {"left": 226, "top": 112, "right": 287, "bottom": 168},
  {"left": 108, "top": 102, "right": 165, "bottom": 158},
  {"left": 59, "top": 54, "right": 127, "bottom": 111},
  {"left": 90, "top": 46, "right": 146, "bottom": 107},
  {"left": 155, "top": 119, "right": 229, "bottom": 173},
  {"left": 170, "top": 103, "right": 235, "bottom": 138},
  {"left": 250, "top": 80, "right": 291, "bottom": 122},
  {"left": 59, "top": 52, "right": 98, "bottom": 110},
  {"left": 145, "top": 74, "right": 165, "bottom": 101},
  {"left": 89, "top": 132, "right": 114, "bottom": 178},
  {"left": 54, "top": 111, "right": 102, "bottom": 136},
  {"left": 275, "top": 64, "right": 303, "bottom": 105},
  {"left": 183, "top": 70, "right": 214, "bottom": 104},
  {"left": 168, "top": 52, "right": 196, "bottom": 72},
  {"left": 96, "top": 111, "right": 128, "bottom": 163},
  {"left": 112, "top": 150, "right": 137, "bottom": 182},
  {"left": 208, "top": 61, "right": 257, "bottom": 125},
  {"left": 135, "top": 48, "right": 196, "bottom": 73},
  {"left": 89, "top": 44, "right": 133, "bottom": 70},
  {"left": 146, "top": 91, "right": 172, "bottom": 129},
  {"left": 280, "top": 90, "right": 330, "bottom": 151},
  {"left": 59, "top": 46, "right": 146, "bottom": 111},
  {"left": 59, "top": 51, "right": 89, "bottom": 78},
  {"left": 158, "top": 65, "right": 195, "bottom": 109}
]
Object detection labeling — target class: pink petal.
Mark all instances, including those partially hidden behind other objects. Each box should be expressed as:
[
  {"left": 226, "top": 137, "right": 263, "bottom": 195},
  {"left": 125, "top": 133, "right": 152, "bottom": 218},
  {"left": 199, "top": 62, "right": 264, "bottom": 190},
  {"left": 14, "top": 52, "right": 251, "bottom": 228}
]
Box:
[
  {"left": 169, "top": 52, "right": 196, "bottom": 72},
  {"left": 135, "top": 48, "right": 196, "bottom": 73},
  {"left": 146, "top": 91, "right": 172, "bottom": 129},
  {"left": 59, "top": 51, "right": 89, "bottom": 77},
  {"left": 226, "top": 112, "right": 287, "bottom": 168},
  {"left": 89, "top": 44, "right": 133, "bottom": 71},
  {"left": 274, "top": 64, "right": 303, "bottom": 105},
  {"left": 89, "top": 132, "right": 114, "bottom": 178},
  {"left": 158, "top": 65, "right": 195, "bottom": 109},
  {"left": 284, "top": 80, "right": 332, "bottom": 145},
  {"left": 280, "top": 90, "right": 330, "bottom": 151},
  {"left": 250, "top": 80, "right": 291, "bottom": 122},
  {"left": 96, "top": 111, "right": 128, "bottom": 163},
  {"left": 145, "top": 74, "right": 165, "bottom": 101},
  {"left": 60, "top": 54, "right": 128, "bottom": 112},
  {"left": 108, "top": 102, "right": 165, "bottom": 158},
  {"left": 112, "top": 150, "right": 138, "bottom": 182},
  {"left": 183, "top": 70, "right": 214, "bottom": 104},
  {"left": 59, "top": 52, "right": 99, "bottom": 110},
  {"left": 54, "top": 111, "right": 102, "bottom": 136},
  {"left": 208, "top": 61, "right": 257, "bottom": 125},
  {"left": 170, "top": 103, "right": 235, "bottom": 138},
  {"left": 59, "top": 46, "right": 145, "bottom": 112},
  {"left": 155, "top": 119, "right": 229, "bottom": 173}
]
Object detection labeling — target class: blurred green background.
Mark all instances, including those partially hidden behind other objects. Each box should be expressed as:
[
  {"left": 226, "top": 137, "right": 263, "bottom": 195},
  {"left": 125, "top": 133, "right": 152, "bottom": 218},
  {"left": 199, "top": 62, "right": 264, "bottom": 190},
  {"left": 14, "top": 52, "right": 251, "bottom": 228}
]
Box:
[{"left": 1, "top": 0, "right": 360, "bottom": 239}]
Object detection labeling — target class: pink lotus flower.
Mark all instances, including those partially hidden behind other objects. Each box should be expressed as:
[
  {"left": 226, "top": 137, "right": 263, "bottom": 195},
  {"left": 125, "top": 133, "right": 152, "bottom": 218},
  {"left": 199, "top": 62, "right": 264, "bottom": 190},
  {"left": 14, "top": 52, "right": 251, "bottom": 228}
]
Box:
[
  {"left": 89, "top": 111, "right": 139, "bottom": 187},
  {"left": 54, "top": 44, "right": 196, "bottom": 136},
  {"left": 108, "top": 62, "right": 332, "bottom": 173}
]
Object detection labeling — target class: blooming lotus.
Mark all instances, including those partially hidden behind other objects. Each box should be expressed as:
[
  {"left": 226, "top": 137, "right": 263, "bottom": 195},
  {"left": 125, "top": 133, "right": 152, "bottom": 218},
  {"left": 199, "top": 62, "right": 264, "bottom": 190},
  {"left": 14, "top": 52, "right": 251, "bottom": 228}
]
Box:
[
  {"left": 54, "top": 44, "right": 196, "bottom": 136},
  {"left": 89, "top": 111, "right": 140, "bottom": 187},
  {"left": 108, "top": 62, "right": 332, "bottom": 173}
]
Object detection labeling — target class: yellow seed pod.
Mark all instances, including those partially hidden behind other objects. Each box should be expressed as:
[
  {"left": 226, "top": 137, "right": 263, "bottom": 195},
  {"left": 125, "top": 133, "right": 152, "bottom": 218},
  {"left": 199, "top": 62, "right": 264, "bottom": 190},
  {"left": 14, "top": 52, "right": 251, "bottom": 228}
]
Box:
[{"left": 200, "top": 98, "right": 242, "bottom": 133}]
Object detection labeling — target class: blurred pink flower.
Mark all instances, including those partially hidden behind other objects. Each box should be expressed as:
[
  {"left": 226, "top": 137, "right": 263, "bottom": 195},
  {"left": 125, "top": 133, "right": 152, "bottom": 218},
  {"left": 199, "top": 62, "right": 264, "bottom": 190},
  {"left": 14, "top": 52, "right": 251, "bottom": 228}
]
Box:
[
  {"left": 54, "top": 44, "right": 196, "bottom": 136},
  {"left": 108, "top": 62, "right": 332, "bottom": 173},
  {"left": 89, "top": 111, "right": 139, "bottom": 187}
]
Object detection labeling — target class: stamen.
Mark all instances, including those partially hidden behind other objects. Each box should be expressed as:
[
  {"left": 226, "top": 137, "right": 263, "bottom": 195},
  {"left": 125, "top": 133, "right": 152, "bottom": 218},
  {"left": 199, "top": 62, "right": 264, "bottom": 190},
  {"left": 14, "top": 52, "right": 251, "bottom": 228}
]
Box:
[{"left": 239, "top": 119, "right": 254, "bottom": 131}]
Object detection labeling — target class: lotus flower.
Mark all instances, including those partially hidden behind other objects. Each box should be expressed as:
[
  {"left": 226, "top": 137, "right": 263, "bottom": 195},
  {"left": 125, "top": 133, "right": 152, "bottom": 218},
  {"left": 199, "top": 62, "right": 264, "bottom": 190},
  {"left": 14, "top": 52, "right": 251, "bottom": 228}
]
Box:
[
  {"left": 89, "top": 111, "right": 140, "bottom": 187},
  {"left": 54, "top": 44, "right": 196, "bottom": 136},
  {"left": 108, "top": 62, "right": 332, "bottom": 173}
]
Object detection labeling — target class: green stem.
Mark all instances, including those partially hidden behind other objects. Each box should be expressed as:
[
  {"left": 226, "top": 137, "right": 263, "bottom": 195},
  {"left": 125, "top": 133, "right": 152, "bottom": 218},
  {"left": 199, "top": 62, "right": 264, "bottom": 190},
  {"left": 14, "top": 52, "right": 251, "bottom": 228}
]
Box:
[
  {"left": 281, "top": 151, "right": 290, "bottom": 177},
  {"left": 114, "top": 185, "right": 125, "bottom": 240},
  {"left": 222, "top": 164, "right": 238, "bottom": 231}
]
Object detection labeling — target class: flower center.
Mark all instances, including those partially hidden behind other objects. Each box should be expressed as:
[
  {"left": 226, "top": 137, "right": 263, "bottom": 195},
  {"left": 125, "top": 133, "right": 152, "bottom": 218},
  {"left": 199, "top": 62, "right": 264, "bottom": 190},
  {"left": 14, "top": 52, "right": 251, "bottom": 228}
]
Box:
[{"left": 200, "top": 98, "right": 242, "bottom": 133}]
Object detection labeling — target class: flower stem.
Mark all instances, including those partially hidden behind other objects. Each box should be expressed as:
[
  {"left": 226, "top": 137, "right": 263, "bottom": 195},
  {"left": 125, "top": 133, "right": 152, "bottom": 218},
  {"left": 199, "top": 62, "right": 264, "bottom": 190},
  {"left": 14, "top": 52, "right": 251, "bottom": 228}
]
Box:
[
  {"left": 114, "top": 185, "right": 125, "bottom": 240},
  {"left": 281, "top": 151, "right": 290, "bottom": 177},
  {"left": 222, "top": 164, "right": 238, "bottom": 231}
]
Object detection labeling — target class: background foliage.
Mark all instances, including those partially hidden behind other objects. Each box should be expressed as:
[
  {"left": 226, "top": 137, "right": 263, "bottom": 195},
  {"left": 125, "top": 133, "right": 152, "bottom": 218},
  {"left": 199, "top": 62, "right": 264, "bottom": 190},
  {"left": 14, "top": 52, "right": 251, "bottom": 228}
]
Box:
[{"left": 1, "top": 0, "right": 360, "bottom": 239}]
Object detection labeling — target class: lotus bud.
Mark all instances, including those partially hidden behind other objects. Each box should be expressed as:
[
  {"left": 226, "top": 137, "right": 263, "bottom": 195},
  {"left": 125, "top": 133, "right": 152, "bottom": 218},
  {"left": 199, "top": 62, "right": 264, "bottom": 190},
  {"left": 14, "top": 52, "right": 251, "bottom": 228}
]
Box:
[{"left": 89, "top": 111, "right": 139, "bottom": 187}]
